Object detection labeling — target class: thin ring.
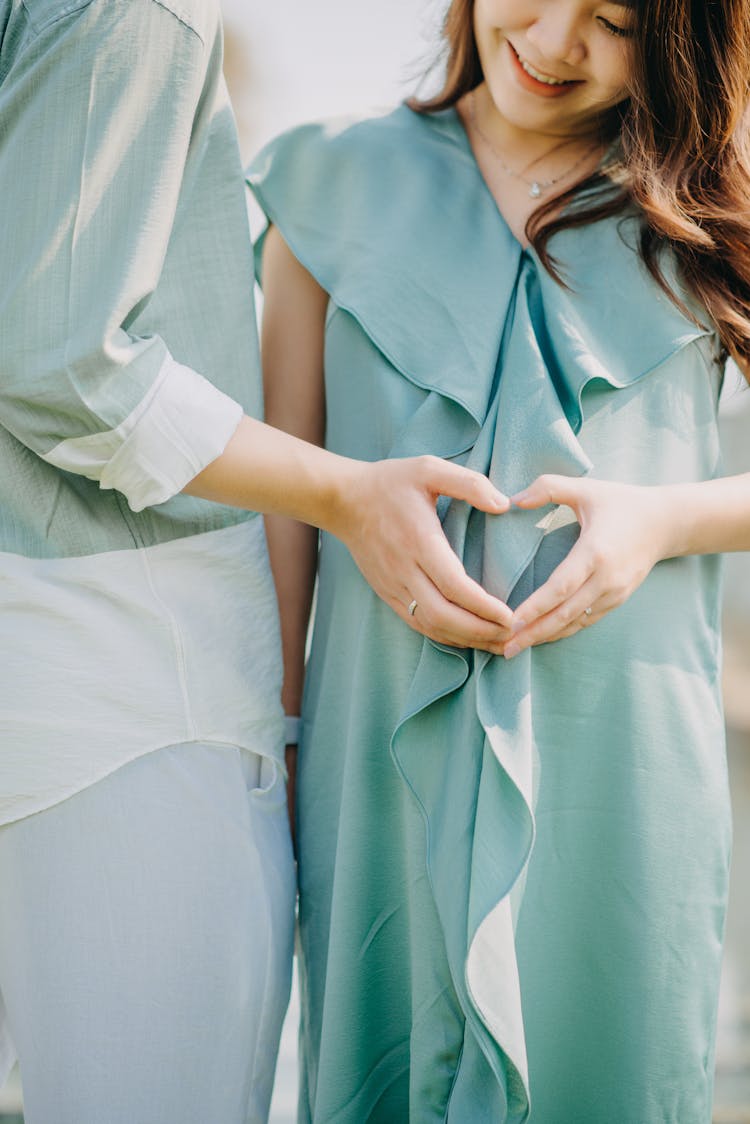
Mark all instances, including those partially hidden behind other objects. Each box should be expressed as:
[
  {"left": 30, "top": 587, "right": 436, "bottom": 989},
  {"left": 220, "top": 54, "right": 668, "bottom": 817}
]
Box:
[
  {"left": 581, "top": 606, "right": 593, "bottom": 627},
  {"left": 408, "top": 599, "right": 418, "bottom": 617},
  {"left": 584, "top": 606, "right": 593, "bottom": 617}
]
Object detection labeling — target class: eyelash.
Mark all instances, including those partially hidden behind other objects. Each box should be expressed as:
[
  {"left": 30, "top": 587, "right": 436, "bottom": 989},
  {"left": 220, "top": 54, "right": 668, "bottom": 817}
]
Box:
[{"left": 597, "top": 16, "right": 633, "bottom": 38}]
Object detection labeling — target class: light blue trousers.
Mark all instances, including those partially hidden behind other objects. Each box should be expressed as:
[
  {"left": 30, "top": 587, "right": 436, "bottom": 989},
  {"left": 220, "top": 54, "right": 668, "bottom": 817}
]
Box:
[{"left": 0, "top": 742, "right": 295, "bottom": 1124}]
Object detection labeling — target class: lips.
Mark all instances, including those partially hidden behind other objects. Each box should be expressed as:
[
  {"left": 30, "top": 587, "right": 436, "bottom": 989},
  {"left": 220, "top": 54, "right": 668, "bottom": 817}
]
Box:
[{"left": 507, "top": 40, "right": 584, "bottom": 98}]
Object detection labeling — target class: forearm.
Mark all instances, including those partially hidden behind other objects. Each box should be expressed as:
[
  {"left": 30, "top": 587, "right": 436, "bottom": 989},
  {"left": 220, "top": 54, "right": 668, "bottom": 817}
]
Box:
[
  {"left": 265, "top": 514, "right": 318, "bottom": 715},
  {"left": 183, "top": 415, "right": 360, "bottom": 536},
  {"left": 200, "top": 224, "right": 514, "bottom": 659},
  {"left": 659, "top": 472, "right": 750, "bottom": 557}
]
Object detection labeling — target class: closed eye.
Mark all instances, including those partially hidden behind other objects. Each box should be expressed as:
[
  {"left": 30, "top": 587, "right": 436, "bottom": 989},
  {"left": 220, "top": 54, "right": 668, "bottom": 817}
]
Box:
[{"left": 597, "top": 16, "right": 633, "bottom": 38}]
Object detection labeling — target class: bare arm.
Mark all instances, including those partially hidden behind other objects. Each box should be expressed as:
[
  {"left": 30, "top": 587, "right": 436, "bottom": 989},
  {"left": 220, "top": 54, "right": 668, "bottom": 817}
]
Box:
[
  {"left": 259, "top": 227, "right": 326, "bottom": 834},
  {"left": 185, "top": 244, "right": 515, "bottom": 654},
  {"left": 260, "top": 227, "right": 326, "bottom": 724}
]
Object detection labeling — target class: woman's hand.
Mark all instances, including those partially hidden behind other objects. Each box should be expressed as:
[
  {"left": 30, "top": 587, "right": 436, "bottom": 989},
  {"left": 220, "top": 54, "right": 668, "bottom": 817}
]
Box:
[
  {"left": 332, "top": 455, "right": 514, "bottom": 653},
  {"left": 503, "top": 475, "right": 672, "bottom": 658}
]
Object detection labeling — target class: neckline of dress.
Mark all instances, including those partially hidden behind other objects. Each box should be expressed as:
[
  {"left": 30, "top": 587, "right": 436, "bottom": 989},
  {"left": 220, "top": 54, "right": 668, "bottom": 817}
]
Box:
[
  {"left": 422, "top": 103, "right": 619, "bottom": 257},
  {"left": 427, "top": 104, "right": 533, "bottom": 252}
]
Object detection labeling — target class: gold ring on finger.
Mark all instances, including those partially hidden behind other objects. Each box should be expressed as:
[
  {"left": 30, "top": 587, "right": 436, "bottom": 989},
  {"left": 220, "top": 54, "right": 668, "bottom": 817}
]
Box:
[{"left": 408, "top": 599, "right": 418, "bottom": 617}]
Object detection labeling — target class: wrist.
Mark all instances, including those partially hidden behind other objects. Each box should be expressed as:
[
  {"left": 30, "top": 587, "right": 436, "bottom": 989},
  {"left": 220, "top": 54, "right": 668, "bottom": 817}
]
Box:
[
  {"left": 647, "top": 484, "right": 684, "bottom": 561},
  {"left": 317, "top": 455, "right": 366, "bottom": 540},
  {"left": 651, "top": 481, "right": 708, "bottom": 560}
]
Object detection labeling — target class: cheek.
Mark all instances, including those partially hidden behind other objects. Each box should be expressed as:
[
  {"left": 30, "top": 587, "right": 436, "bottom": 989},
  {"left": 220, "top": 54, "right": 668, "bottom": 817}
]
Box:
[
  {"left": 473, "top": 0, "right": 525, "bottom": 39},
  {"left": 602, "top": 45, "right": 633, "bottom": 98},
  {"left": 472, "top": 3, "right": 504, "bottom": 70},
  {"left": 590, "top": 47, "right": 632, "bottom": 108}
]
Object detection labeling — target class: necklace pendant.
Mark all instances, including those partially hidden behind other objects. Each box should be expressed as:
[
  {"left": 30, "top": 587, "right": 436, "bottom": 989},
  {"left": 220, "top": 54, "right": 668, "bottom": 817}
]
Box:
[{"left": 529, "top": 181, "right": 542, "bottom": 199}]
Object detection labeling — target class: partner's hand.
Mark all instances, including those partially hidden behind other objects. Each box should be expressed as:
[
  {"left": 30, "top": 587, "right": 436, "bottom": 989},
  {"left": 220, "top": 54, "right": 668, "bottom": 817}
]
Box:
[
  {"left": 336, "top": 455, "right": 513, "bottom": 652},
  {"left": 504, "top": 475, "right": 671, "bottom": 658}
]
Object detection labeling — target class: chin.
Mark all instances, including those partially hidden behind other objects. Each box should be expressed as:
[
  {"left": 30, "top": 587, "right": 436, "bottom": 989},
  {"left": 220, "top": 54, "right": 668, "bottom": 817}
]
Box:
[{"left": 487, "top": 82, "right": 572, "bottom": 128}]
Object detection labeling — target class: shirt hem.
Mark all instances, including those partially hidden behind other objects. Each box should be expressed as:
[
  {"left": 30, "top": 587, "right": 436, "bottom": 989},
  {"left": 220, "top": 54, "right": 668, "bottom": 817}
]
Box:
[{"left": 0, "top": 726, "right": 284, "bottom": 829}]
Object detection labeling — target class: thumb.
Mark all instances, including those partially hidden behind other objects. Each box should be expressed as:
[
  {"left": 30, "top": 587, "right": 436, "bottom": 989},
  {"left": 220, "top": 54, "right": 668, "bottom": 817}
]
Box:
[
  {"left": 512, "top": 473, "right": 580, "bottom": 510},
  {"left": 422, "top": 458, "right": 510, "bottom": 513}
]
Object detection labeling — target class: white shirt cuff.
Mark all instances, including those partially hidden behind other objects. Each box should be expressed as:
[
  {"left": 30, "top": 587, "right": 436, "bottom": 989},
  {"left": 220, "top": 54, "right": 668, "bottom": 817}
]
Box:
[{"left": 43, "top": 357, "right": 244, "bottom": 512}]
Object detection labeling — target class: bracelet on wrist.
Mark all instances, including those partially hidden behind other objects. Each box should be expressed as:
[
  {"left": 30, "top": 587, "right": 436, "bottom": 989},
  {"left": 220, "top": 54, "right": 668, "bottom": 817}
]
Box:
[{"left": 284, "top": 715, "right": 301, "bottom": 746}]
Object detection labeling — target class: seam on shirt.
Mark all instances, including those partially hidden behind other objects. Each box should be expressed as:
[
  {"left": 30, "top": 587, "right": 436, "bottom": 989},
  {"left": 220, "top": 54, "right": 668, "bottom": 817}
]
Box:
[
  {"left": 21, "top": 0, "right": 95, "bottom": 35},
  {"left": 113, "top": 490, "right": 143, "bottom": 549},
  {"left": 62, "top": 25, "right": 94, "bottom": 436},
  {"left": 22, "top": 0, "right": 205, "bottom": 45},
  {"left": 150, "top": 0, "right": 205, "bottom": 45},
  {"left": 138, "top": 544, "right": 198, "bottom": 742}
]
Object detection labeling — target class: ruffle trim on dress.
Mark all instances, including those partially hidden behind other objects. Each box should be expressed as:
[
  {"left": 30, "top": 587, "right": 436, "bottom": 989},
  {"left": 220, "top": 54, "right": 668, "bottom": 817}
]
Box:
[
  {"left": 247, "top": 105, "right": 709, "bottom": 440},
  {"left": 247, "top": 105, "right": 713, "bottom": 1122}
]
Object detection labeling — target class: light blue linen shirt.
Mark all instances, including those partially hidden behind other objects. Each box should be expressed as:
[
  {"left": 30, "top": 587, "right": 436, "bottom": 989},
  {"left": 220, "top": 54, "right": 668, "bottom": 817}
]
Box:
[{"left": 0, "top": 0, "right": 283, "bottom": 824}]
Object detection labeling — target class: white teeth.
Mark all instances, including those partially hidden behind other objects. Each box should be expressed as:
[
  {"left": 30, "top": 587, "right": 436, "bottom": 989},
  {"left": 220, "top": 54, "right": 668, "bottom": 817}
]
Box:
[{"left": 518, "top": 55, "right": 570, "bottom": 85}]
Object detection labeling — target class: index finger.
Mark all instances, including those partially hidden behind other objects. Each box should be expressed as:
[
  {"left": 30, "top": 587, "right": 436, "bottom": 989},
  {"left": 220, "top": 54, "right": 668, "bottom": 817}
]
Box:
[
  {"left": 511, "top": 544, "right": 594, "bottom": 633},
  {"left": 419, "top": 527, "right": 514, "bottom": 631}
]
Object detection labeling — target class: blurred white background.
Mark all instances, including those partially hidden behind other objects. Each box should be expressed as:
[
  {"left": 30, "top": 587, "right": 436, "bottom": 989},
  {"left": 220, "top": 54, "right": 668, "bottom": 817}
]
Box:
[{"left": 221, "top": 0, "right": 439, "bottom": 157}]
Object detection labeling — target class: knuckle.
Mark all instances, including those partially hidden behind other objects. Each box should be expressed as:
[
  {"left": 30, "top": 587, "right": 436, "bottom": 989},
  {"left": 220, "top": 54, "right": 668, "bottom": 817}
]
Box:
[
  {"left": 560, "top": 603, "right": 578, "bottom": 625},
  {"left": 537, "top": 474, "right": 554, "bottom": 500},
  {"left": 439, "top": 578, "right": 462, "bottom": 603},
  {"left": 419, "top": 454, "right": 440, "bottom": 476},
  {"left": 590, "top": 545, "right": 613, "bottom": 570},
  {"left": 419, "top": 607, "right": 437, "bottom": 632},
  {"left": 556, "top": 578, "right": 576, "bottom": 600}
]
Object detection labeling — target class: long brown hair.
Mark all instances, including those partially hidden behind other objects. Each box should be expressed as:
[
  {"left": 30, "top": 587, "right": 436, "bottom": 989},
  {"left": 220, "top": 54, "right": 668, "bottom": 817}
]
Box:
[{"left": 411, "top": 0, "right": 750, "bottom": 367}]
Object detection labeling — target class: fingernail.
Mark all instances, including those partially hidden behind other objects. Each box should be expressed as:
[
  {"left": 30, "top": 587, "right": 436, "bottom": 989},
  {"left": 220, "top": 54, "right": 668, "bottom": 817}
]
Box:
[
  {"left": 510, "top": 618, "right": 526, "bottom": 636},
  {"left": 504, "top": 642, "right": 521, "bottom": 660},
  {"left": 511, "top": 491, "right": 529, "bottom": 506},
  {"left": 492, "top": 489, "right": 508, "bottom": 506}
]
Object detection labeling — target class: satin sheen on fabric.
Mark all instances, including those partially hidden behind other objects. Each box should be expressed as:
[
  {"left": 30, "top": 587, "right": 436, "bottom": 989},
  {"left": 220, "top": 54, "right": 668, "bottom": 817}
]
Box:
[{"left": 248, "top": 106, "right": 731, "bottom": 1123}]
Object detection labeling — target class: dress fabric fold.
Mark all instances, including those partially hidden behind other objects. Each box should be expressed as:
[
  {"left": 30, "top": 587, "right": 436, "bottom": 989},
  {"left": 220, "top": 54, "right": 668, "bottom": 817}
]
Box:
[{"left": 248, "top": 105, "right": 731, "bottom": 1124}]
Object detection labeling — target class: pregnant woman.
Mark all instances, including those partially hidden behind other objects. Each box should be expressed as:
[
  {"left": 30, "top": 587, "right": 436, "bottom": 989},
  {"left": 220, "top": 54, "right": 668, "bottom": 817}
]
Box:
[{"left": 249, "top": 0, "right": 750, "bottom": 1119}]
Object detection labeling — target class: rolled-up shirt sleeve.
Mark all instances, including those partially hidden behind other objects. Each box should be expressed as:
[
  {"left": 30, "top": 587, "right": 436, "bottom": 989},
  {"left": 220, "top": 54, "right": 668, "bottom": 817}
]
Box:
[{"left": 0, "top": 0, "right": 243, "bottom": 512}]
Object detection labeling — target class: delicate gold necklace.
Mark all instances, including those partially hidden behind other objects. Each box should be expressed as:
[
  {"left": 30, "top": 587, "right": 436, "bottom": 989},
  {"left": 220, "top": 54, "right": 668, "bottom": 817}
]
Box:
[{"left": 469, "top": 91, "right": 599, "bottom": 199}]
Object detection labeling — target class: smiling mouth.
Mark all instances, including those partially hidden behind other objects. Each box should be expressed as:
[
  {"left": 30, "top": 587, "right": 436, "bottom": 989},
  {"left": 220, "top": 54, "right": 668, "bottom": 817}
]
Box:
[{"left": 509, "top": 42, "right": 582, "bottom": 88}]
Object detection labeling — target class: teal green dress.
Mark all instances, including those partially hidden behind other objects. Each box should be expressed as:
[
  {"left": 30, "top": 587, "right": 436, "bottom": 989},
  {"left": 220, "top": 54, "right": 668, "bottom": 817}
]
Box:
[{"left": 247, "top": 106, "right": 731, "bottom": 1124}]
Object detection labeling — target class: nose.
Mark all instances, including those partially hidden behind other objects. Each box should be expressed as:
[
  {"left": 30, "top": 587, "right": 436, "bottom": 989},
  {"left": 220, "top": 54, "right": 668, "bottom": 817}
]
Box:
[{"left": 526, "top": 5, "right": 586, "bottom": 67}]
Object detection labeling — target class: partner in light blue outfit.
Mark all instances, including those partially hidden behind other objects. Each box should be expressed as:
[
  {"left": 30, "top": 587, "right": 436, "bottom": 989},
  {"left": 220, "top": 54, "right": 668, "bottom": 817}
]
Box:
[{"left": 0, "top": 1, "right": 294, "bottom": 1118}]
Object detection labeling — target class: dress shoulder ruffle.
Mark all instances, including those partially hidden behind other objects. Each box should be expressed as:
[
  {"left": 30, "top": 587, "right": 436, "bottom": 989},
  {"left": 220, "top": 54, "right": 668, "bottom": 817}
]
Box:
[{"left": 247, "top": 104, "right": 711, "bottom": 435}]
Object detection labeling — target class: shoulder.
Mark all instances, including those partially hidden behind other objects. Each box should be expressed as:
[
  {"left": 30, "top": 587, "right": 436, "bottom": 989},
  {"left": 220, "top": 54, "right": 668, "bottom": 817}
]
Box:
[{"left": 247, "top": 105, "right": 457, "bottom": 190}]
